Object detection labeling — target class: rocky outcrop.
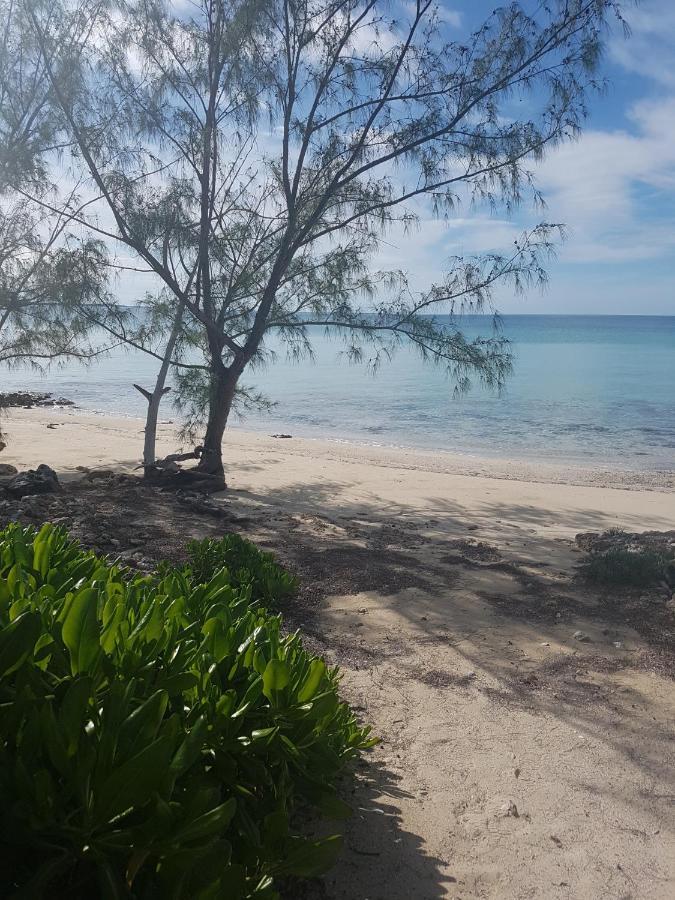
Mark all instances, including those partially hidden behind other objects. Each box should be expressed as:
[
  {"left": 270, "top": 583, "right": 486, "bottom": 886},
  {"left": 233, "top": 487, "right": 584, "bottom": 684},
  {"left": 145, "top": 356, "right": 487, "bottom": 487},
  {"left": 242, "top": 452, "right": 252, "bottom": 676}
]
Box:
[
  {"left": 0, "top": 391, "right": 75, "bottom": 408},
  {"left": 5, "top": 464, "right": 60, "bottom": 498}
]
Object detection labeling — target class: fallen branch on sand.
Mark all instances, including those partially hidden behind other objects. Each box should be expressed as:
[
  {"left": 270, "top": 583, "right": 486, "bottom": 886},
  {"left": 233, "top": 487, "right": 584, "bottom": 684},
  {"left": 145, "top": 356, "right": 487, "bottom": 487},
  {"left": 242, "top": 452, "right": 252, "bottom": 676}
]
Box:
[{"left": 142, "top": 446, "right": 226, "bottom": 491}]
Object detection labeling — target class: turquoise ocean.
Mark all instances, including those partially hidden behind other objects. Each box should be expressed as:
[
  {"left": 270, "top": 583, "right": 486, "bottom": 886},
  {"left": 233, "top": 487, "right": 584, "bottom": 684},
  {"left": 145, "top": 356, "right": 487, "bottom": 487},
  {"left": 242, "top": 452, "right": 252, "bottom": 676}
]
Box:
[{"left": 2, "top": 315, "right": 674, "bottom": 471}]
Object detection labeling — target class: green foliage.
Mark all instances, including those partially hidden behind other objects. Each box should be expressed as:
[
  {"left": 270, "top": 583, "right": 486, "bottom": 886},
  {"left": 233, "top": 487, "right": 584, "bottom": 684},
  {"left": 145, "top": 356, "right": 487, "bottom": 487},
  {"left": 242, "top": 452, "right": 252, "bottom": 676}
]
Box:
[
  {"left": 185, "top": 534, "right": 300, "bottom": 604},
  {"left": 579, "top": 547, "right": 673, "bottom": 588},
  {"left": 0, "top": 524, "right": 375, "bottom": 899}
]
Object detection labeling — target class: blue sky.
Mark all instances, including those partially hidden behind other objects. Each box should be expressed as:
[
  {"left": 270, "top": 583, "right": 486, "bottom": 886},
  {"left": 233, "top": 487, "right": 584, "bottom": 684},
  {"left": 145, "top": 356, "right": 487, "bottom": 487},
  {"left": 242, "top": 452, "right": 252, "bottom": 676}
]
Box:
[
  {"left": 406, "top": 0, "right": 675, "bottom": 315},
  {"left": 111, "top": 1, "right": 674, "bottom": 316}
]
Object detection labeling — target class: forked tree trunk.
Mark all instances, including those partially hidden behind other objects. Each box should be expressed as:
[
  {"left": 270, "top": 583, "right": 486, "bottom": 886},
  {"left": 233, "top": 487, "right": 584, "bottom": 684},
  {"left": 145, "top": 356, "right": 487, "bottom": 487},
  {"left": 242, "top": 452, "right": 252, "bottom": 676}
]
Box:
[{"left": 135, "top": 382, "right": 172, "bottom": 469}]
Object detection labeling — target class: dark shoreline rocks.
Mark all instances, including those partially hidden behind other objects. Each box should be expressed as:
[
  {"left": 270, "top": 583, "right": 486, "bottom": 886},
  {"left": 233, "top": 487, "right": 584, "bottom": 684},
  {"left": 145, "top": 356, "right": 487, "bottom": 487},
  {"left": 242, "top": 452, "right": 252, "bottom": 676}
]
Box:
[
  {"left": 5, "top": 464, "right": 60, "bottom": 498},
  {"left": 0, "top": 391, "right": 75, "bottom": 409}
]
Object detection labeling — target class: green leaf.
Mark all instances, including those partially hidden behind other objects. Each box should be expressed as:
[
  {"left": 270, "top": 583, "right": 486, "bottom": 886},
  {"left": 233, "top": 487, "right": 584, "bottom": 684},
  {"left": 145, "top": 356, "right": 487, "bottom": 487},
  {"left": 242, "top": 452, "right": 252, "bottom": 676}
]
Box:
[
  {"left": 32, "top": 526, "right": 53, "bottom": 579},
  {"left": 161, "top": 672, "right": 199, "bottom": 695},
  {"left": 117, "top": 690, "right": 168, "bottom": 759},
  {"left": 61, "top": 587, "right": 101, "bottom": 674},
  {"left": 282, "top": 835, "right": 344, "bottom": 878},
  {"left": 0, "top": 611, "right": 42, "bottom": 677},
  {"left": 172, "top": 798, "right": 236, "bottom": 844},
  {"left": 170, "top": 716, "right": 207, "bottom": 776},
  {"left": 94, "top": 734, "right": 175, "bottom": 825},
  {"left": 262, "top": 659, "right": 289, "bottom": 699},
  {"left": 59, "top": 677, "right": 93, "bottom": 755},
  {"left": 297, "top": 658, "right": 326, "bottom": 702},
  {"left": 251, "top": 726, "right": 278, "bottom": 743},
  {"left": 97, "top": 860, "right": 128, "bottom": 900}
]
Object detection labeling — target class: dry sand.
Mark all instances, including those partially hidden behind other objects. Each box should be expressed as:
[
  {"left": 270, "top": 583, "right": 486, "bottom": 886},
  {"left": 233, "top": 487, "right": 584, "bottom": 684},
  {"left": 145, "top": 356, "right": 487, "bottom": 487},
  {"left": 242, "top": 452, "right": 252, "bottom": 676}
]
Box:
[{"left": 2, "top": 406, "right": 675, "bottom": 900}]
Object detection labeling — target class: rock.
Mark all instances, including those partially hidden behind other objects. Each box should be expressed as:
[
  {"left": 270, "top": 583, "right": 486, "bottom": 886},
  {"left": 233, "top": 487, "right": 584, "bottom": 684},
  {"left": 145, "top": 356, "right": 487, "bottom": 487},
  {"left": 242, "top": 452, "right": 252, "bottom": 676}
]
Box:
[
  {"left": 6, "top": 464, "right": 59, "bottom": 498},
  {"left": 573, "top": 630, "right": 591, "bottom": 642},
  {"left": 498, "top": 801, "right": 519, "bottom": 818},
  {"left": 271, "top": 433, "right": 292, "bottom": 439},
  {"left": 0, "top": 391, "right": 74, "bottom": 408},
  {"left": 0, "top": 463, "right": 18, "bottom": 476}
]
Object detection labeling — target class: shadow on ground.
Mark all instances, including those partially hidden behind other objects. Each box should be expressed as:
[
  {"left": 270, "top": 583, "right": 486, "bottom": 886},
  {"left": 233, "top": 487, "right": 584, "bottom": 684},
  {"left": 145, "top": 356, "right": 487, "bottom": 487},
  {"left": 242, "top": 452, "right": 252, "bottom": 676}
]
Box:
[{"left": 286, "top": 760, "right": 453, "bottom": 900}]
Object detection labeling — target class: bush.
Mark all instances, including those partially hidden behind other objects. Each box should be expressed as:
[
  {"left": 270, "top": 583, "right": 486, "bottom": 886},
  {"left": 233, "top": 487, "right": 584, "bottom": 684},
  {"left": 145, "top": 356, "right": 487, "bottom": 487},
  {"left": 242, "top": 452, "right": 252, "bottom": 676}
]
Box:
[
  {"left": 185, "top": 534, "right": 300, "bottom": 603},
  {"left": 579, "top": 546, "right": 671, "bottom": 588},
  {"left": 0, "top": 524, "right": 375, "bottom": 899}
]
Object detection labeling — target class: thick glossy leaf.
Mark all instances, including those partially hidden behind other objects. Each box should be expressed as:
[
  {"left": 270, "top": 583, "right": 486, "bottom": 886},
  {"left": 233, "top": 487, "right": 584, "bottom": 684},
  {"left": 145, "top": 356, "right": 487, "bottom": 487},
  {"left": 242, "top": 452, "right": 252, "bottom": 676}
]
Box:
[
  {"left": 262, "top": 659, "right": 289, "bottom": 699},
  {"left": 59, "top": 677, "right": 93, "bottom": 755},
  {"left": 297, "top": 659, "right": 326, "bottom": 702},
  {"left": 94, "top": 734, "right": 175, "bottom": 824},
  {"left": 0, "top": 611, "right": 42, "bottom": 677},
  {"left": 117, "top": 690, "right": 168, "bottom": 759},
  {"left": 170, "top": 716, "right": 207, "bottom": 776},
  {"left": 61, "top": 587, "right": 101, "bottom": 674},
  {"left": 172, "top": 797, "right": 236, "bottom": 844}
]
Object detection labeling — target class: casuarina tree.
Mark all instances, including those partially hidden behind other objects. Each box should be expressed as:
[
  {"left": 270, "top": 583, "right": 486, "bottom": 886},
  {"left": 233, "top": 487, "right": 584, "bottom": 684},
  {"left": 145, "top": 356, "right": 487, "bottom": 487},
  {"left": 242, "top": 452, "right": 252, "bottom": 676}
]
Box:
[
  {"left": 17, "top": 0, "right": 625, "bottom": 480},
  {"left": 0, "top": 0, "right": 116, "bottom": 452}
]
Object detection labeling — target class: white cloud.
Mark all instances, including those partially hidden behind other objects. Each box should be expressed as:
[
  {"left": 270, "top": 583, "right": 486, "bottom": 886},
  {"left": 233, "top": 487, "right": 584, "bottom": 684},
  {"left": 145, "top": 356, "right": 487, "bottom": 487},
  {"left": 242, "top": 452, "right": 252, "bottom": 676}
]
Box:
[
  {"left": 533, "top": 96, "right": 675, "bottom": 263},
  {"left": 609, "top": 0, "right": 675, "bottom": 87}
]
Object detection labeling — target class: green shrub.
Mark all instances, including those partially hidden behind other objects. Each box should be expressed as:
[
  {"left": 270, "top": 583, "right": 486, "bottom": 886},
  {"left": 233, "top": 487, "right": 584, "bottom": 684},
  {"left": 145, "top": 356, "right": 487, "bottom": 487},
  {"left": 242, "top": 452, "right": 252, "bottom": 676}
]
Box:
[
  {"left": 185, "top": 534, "right": 299, "bottom": 603},
  {"left": 579, "top": 546, "right": 671, "bottom": 587},
  {"left": 0, "top": 524, "right": 375, "bottom": 899}
]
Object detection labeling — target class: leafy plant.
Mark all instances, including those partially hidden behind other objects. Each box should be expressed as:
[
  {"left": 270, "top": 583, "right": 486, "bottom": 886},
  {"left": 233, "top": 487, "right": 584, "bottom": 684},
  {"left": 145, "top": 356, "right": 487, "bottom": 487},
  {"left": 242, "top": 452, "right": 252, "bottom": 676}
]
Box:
[
  {"left": 579, "top": 546, "right": 673, "bottom": 588},
  {"left": 0, "top": 524, "right": 375, "bottom": 899},
  {"left": 185, "top": 534, "right": 299, "bottom": 603}
]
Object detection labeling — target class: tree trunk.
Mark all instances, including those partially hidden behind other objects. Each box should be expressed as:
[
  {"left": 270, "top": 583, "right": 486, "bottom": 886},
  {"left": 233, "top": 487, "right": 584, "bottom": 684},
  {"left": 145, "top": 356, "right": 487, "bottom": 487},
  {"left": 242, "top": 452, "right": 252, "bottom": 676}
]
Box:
[
  {"left": 137, "top": 384, "right": 171, "bottom": 468},
  {"left": 134, "top": 302, "right": 186, "bottom": 472},
  {"left": 196, "top": 366, "right": 238, "bottom": 478}
]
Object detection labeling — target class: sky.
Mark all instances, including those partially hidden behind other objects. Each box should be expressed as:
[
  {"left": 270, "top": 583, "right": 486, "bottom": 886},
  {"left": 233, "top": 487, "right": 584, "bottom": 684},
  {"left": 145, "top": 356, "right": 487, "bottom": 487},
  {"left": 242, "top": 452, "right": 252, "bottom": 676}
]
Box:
[
  {"left": 108, "top": 0, "right": 675, "bottom": 316},
  {"left": 399, "top": 0, "right": 675, "bottom": 315}
]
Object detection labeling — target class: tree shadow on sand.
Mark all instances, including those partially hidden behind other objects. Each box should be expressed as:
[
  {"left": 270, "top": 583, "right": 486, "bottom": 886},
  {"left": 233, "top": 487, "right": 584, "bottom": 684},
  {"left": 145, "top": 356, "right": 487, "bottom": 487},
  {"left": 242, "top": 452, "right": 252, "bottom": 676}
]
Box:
[
  {"left": 286, "top": 759, "right": 453, "bottom": 900},
  {"left": 221, "top": 476, "right": 675, "bottom": 802}
]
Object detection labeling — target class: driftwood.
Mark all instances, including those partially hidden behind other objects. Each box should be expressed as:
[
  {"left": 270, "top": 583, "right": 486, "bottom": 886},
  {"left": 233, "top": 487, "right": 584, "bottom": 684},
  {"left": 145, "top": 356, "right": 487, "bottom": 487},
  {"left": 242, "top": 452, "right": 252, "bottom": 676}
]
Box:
[
  {"left": 142, "top": 446, "right": 225, "bottom": 492},
  {"left": 143, "top": 467, "right": 226, "bottom": 493},
  {"left": 149, "top": 446, "right": 204, "bottom": 473}
]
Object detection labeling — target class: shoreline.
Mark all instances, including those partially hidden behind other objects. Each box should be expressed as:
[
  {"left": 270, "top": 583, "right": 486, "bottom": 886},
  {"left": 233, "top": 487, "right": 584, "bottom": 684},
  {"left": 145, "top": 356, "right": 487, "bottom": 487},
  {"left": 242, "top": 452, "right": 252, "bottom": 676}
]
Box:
[{"left": 1, "top": 405, "right": 674, "bottom": 493}]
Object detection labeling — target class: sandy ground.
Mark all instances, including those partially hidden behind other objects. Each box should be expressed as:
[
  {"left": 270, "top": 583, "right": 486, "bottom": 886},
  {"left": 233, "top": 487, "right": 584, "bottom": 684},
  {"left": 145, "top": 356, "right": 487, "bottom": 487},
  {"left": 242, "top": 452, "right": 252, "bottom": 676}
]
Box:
[{"left": 2, "top": 407, "right": 675, "bottom": 900}]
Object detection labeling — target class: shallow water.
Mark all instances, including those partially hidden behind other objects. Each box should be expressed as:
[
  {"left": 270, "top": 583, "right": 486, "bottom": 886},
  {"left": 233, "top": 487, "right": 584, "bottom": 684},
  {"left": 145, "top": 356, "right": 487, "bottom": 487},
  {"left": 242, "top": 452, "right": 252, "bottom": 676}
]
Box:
[{"left": 2, "top": 315, "right": 674, "bottom": 470}]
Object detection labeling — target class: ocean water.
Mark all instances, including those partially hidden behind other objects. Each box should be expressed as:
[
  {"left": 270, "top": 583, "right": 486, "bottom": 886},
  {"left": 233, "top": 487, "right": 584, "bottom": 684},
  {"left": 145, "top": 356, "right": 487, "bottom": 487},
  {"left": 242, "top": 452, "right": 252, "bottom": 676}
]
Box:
[{"left": 2, "top": 315, "right": 674, "bottom": 470}]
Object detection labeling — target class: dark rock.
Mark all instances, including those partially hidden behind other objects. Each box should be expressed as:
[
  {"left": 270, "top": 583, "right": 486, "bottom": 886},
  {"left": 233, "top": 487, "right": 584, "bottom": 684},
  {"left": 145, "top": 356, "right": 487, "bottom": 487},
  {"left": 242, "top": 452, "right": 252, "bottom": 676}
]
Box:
[
  {"left": 6, "top": 464, "right": 60, "bottom": 498},
  {"left": 0, "top": 391, "right": 74, "bottom": 408},
  {"left": 665, "top": 561, "right": 675, "bottom": 588},
  {"left": 271, "top": 433, "right": 293, "bottom": 439},
  {"left": 0, "top": 463, "right": 18, "bottom": 476}
]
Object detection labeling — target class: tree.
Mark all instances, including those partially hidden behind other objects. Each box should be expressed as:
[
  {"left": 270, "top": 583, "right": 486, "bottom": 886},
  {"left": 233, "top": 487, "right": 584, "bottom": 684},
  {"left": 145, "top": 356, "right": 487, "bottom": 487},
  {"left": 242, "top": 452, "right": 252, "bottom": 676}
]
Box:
[
  {"left": 0, "top": 0, "right": 117, "bottom": 451},
  {"left": 20, "top": 0, "right": 624, "bottom": 480}
]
